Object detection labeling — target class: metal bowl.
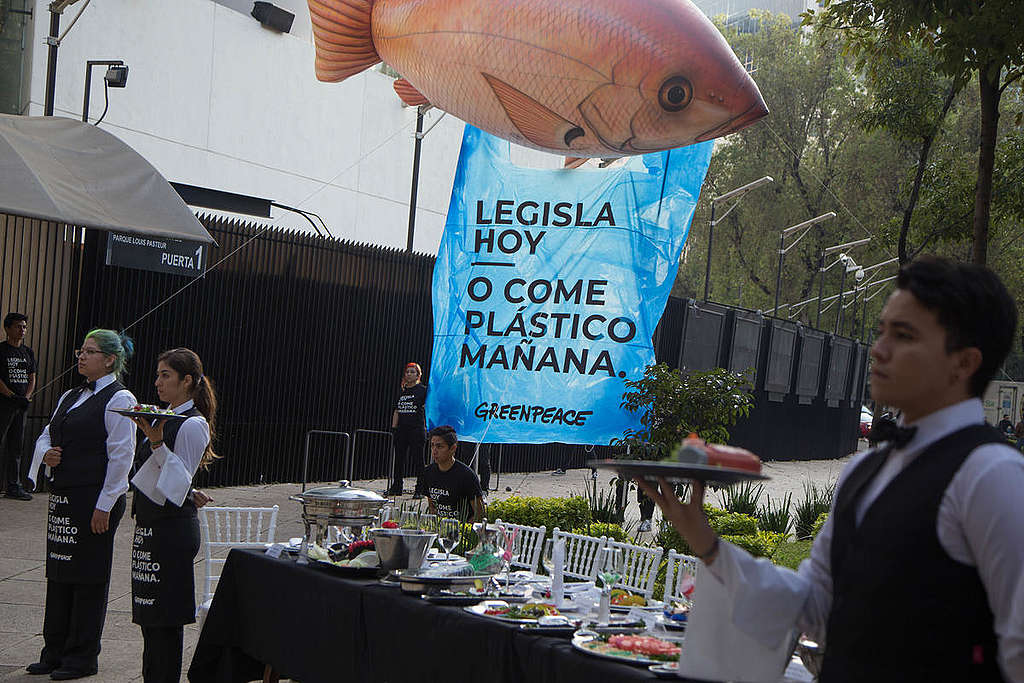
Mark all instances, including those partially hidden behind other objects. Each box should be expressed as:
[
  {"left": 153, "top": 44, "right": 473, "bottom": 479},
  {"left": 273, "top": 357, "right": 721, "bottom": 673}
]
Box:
[{"left": 368, "top": 528, "right": 437, "bottom": 570}]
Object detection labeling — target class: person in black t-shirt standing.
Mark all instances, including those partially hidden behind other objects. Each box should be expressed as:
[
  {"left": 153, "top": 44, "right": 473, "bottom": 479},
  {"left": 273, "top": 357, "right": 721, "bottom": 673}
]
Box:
[
  {"left": 0, "top": 313, "right": 36, "bottom": 500},
  {"left": 387, "top": 362, "right": 427, "bottom": 496},
  {"left": 417, "top": 425, "right": 485, "bottom": 522}
]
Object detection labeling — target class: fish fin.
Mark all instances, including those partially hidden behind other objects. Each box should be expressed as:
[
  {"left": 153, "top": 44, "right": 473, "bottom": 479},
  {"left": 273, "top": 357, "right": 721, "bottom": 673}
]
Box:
[
  {"left": 393, "top": 78, "right": 430, "bottom": 107},
  {"left": 482, "top": 73, "right": 585, "bottom": 151},
  {"left": 563, "top": 157, "right": 587, "bottom": 169},
  {"left": 307, "top": 0, "right": 380, "bottom": 82}
]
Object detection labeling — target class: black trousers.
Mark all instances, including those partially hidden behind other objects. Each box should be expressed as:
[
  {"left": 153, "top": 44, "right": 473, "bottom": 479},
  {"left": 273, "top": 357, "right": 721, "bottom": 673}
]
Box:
[
  {"left": 478, "top": 445, "right": 491, "bottom": 492},
  {"left": 0, "top": 399, "right": 26, "bottom": 489},
  {"left": 40, "top": 580, "right": 110, "bottom": 672},
  {"left": 391, "top": 429, "right": 424, "bottom": 491},
  {"left": 637, "top": 488, "right": 655, "bottom": 522},
  {"left": 141, "top": 625, "right": 184, "bottom": 683}
]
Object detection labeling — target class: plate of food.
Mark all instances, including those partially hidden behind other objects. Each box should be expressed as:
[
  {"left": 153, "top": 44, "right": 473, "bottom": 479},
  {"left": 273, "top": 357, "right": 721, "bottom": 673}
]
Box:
[
  {"left": 660, "top": 600, "right": 691, "bottom": 630},
  {"left": 648, "top": 662, "right": 679, "bottom": 678},
  {"left": 609, "top": 589, "right": 663, "bottom": 612},
  {"left": 572, "top": 630, "right": 682, "bottom": 666},
  {"left": 518, "top": 615, "right": 581, "bottom": 636},
  {"left": 463, "top": 601, "right": 561, "bottom": 623},
  {"left": 112, "top": 404, "right": 189, "bottom": 421},
  {"left": 588, "top": 434, "right": 766, "bottom": 486},
  {"left": 307, "top": 540, "right": 383, "bottom": 577},
  {"left": 422, "top": 590, "right": 487, "bottom": 606}
]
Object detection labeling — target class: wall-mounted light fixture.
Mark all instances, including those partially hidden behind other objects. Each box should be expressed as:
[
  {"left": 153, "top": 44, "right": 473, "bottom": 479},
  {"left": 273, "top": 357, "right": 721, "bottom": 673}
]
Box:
[
  {"left": 82, "top": 59, "right": 128, "bottom": 125},
  {"left": 251, "top": 2, "right": 294, "bottom": 33}
]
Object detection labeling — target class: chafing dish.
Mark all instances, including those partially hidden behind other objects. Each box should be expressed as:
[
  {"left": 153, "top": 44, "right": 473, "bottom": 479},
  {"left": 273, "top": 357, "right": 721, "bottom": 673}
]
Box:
[{"left": 289, "top": 481, "right": 386, "bottom": 563}]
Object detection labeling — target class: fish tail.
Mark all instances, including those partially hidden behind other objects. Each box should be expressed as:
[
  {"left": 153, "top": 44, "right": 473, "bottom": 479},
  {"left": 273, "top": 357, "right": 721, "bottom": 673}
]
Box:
[{"left": 307, "top": 0, "right": 380, "bottom": 82}]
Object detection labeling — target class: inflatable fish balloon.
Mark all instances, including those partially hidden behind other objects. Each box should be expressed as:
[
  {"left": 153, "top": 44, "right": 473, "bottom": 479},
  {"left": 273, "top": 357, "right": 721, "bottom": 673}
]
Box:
[{"left": 307, "top": 0, "right": 768, "bottom": 157}]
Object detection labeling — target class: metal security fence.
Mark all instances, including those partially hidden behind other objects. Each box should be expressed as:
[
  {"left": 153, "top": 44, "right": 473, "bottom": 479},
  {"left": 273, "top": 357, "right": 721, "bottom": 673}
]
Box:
[
  {"left": 2, "top": 212, "right": 864, "bottom": 489},
  {"left": 0, "top": 214, "right": 85, "bottom": 471},
  {"left": 71, "top": 216, "right": 437, "bottom": 487}
]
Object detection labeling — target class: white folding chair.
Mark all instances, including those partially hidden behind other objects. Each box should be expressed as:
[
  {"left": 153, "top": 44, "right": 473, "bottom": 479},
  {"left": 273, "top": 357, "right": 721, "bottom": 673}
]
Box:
[
  {"left": 602, "top": 540, "right": 664, "bottom": 600},
  {"left": 551, "top": 528, "right": 607, "bottom": 581},
  {"left": 495, "top": 520, "right": 546, "bottom": 573},
  {"left": 663, "top": 549, "right": 700, "bottom": 604},
  {"left": 196, "top": 505, "right": 279, "bottom": 625}
]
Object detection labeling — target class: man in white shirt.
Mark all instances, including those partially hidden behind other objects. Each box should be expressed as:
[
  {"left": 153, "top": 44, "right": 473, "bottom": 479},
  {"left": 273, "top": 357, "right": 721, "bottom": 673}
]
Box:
[{"left": 639, "top": 256, "right": 1024, "bottom": 682}]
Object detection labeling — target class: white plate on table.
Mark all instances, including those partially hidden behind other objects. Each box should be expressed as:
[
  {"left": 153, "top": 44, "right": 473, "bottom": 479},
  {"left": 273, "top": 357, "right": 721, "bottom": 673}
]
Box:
[
  {"left": 571, "top": 630, "right": 681, "bottom": 667},
  {"left": 463, "top": 601, "right": 562, "bottom": 624},
  {"left": 610, "top": 599, "right": 664, "bottom": 613},
  {"left": 648, "top": 662, "right": 679, "bottom": 678}
]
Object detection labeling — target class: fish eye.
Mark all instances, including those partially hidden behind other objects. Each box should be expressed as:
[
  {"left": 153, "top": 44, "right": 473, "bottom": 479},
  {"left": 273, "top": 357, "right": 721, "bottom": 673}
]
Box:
[{"left": 658, "top": 77, "right": 693, "bottom": 112}]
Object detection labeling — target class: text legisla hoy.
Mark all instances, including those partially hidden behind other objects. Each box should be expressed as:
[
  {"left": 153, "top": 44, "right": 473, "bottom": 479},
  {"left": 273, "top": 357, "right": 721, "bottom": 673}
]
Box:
[{"left": 462, "top": 201, "right": 637, "bottom": 379}]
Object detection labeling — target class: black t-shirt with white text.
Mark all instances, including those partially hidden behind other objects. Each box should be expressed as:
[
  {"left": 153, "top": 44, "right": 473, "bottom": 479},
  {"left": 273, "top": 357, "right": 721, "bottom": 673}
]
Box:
[
  {"left": 0, "top": 342, "right": 36, "bottom": 396},
  {"left": 416, "top": 460, "right": 482, "bottom": 521},
  {"left": 395, "top": 383, "right": 428, "bottom": 430}
]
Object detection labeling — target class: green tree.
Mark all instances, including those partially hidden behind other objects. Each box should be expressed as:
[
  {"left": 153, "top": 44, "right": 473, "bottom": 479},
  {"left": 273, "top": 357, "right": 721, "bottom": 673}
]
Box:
[
  {"left": 612, "top": 364, "right": 755, "bottom": 456},
  {"left": 854, "top": 42, "right": 963, "bottom": 263},
  {"left": 811, "top": 0, "right": 1024, "bottom": 264}
]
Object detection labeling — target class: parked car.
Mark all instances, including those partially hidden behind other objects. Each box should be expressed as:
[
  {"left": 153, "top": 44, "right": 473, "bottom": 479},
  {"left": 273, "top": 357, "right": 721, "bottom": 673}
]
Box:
[{"left": 859, "top": 406, "right": 873, "bottom": 438}]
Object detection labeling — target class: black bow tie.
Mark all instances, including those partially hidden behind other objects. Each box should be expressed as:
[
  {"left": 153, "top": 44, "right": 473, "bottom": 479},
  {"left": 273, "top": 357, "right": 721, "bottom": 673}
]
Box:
[
  {"left": 868, "top": 418, "right": 917, "bottom": 449},
  {"left": 83, "top": 380, "right": 96, "bottom": 392}
]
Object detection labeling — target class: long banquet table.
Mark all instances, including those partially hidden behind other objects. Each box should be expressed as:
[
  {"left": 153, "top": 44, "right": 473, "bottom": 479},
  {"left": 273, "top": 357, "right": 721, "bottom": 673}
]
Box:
[{"left": 187, "top": 548, "right": 664, "bottom": 682}]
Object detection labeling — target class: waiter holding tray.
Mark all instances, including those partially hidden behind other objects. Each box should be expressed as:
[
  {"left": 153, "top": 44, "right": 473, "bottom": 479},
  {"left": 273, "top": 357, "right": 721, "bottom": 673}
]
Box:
[
  {"left": 26, "top": 329, "right": 137, "bottom": 680},
  {"left": 128, "top": 348, "right": 217, "bottom": 683},
  {"left": 639, "top": 257, "right": 1024, "bottom": 681}
]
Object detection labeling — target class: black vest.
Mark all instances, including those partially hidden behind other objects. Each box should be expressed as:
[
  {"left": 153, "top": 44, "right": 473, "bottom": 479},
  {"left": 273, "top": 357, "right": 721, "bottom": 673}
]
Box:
[
  {"left": 132, "top": 407, "right": 201, "bottom": 522},
  {"left": 821, "top": 425, "right": 1005, "bottom": 682},
  {"left": 49, "top": 381, "right": 125, "bottom": 490}
]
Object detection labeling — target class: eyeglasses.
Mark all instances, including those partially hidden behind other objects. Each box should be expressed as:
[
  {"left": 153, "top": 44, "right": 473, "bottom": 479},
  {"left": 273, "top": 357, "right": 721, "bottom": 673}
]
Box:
[{"left": 74, "top": 348, "right": 106, "bottom": 358}]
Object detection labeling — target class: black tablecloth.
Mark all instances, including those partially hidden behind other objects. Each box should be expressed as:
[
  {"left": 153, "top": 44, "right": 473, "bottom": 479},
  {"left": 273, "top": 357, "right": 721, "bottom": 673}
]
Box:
[{"left": 188, "top": 549, "right": 660, "bottom": 683}]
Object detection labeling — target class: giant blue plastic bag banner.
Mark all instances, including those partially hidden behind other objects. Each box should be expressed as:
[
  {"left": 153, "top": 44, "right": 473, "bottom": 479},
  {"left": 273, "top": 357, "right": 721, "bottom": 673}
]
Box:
[{"left": 427, "top": 127, "right": 712, "bottom": 444}]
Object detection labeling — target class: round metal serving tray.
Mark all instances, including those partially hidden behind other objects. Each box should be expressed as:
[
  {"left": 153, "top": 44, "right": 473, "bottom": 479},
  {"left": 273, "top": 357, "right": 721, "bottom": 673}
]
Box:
[{"left": 588, "top": 459, "right": 768, "bottom": 487}]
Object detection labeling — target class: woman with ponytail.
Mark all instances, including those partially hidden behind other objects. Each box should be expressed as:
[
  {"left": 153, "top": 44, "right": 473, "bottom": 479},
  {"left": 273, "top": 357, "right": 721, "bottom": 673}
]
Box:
[
  {"left": 127, "top": 348, "right": 218, "bottom": 683},
  {"left": 25, "top": 329, "right": 138, "bottom": 680}
]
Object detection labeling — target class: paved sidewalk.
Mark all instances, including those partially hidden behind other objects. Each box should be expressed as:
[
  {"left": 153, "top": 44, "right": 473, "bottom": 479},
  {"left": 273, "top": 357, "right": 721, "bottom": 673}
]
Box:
[{"left": 0, "top": 455, "right": 854, "bottom": 681}]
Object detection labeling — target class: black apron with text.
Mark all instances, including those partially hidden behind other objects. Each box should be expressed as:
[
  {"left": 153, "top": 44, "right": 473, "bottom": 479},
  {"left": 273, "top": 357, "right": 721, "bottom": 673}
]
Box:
[
  {"left": 45, "top": 381, "right": 127, "bottom": 584},
  {"left": 131, "top": 409, "right": 203, "bottom": 626}
]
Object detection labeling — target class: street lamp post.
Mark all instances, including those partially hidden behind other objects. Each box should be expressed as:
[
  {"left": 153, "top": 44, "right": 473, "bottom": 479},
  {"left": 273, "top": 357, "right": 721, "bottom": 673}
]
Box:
[
  {"left": 835, "top": 256, "right": 864, "bottom": 334},
  {"left": 772, "top": 212, "right": 835, "bottom": 316},
  {"left": 43, "top": 0, "right": 88, "bottom": 116},
  {"left": 703, "top": 176, "right": 773, "bottom": 301},
  {"left": 815, "top": 237, "right": 871, "bottom": 329},
  {"left": 860, "top": 275, "right": 898, "bottom": 339},
  {"left": 846, "top": 257, "right": 898, "bottom": 337}
]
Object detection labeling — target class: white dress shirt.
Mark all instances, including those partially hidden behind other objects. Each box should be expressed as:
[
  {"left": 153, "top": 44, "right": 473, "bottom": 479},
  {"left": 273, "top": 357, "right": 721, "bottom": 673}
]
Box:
[
  {"left": 131, "top": 399, "right": 210, "bottom": 507},
  {"left": 703, "top": 398, "right": 1024, "bottom": 681},
  {"left": 27, "top": 373, "right": 138, "bottom": 512}
]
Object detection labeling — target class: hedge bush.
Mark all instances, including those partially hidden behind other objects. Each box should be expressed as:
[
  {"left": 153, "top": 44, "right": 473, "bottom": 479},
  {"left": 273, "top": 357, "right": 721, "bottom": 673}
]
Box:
[
  {"left": 655, "top": 504, "right": 779, "bottom": 562},
  {"left": 722, "top": 530, "right": 784, "bottom": 558},
  {"left": 486, "top": 496, "right": 591, "bottom": 536},
  {"left": 812, "top": 511, "right": 829, "bottom": 538}
]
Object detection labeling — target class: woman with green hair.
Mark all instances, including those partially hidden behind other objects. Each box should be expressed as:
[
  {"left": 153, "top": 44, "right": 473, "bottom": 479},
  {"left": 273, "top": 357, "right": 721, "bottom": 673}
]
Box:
[{"left": 26, "top": 329, "right": 138, "bottom": 680}]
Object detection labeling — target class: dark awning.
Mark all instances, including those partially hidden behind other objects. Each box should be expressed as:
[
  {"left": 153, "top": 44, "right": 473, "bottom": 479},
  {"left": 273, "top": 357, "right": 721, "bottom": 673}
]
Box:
[{"left": 0, "top": 115, "right": 215, "bottom": 244}]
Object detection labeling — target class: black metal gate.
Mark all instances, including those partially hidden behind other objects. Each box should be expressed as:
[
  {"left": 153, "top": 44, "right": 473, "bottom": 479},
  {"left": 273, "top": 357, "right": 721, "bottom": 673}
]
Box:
[{"left": 3, "top": 212, "right": 864, "bottom": 489}]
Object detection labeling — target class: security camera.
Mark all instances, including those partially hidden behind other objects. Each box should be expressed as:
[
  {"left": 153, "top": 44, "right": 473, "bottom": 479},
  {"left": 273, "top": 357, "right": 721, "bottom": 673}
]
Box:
[{"left": 855, "top": 268, "right": 865, "bottom": 282}]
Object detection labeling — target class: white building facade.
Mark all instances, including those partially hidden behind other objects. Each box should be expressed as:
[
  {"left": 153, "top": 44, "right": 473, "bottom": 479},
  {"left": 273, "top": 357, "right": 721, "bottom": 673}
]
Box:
[{"left": 4, "top": 0, "right": 561, "bottom": 253}]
